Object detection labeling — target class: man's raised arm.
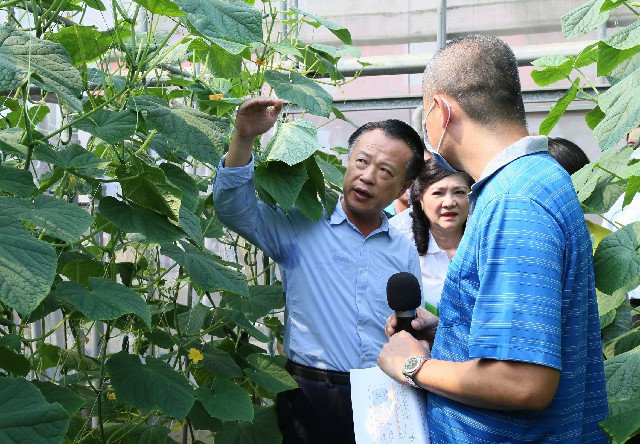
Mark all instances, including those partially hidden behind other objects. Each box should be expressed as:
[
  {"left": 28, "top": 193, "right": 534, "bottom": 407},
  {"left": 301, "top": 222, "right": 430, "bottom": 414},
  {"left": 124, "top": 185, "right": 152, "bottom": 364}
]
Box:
[{"left": 225, "top": 97, "right": 283, "bottom": 167}]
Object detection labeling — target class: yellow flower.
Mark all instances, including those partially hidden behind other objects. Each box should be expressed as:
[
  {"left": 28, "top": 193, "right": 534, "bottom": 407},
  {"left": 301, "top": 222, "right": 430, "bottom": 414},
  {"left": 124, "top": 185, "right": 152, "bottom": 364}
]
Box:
[
  {"left": 254, "top": 58, "right": 267, "bottom": 66},
  {"left": 107, "top": 392, "right": 116, "bottom": 400},
  {"left": 172, "top": 421, "right": 184, "bottom": 432},
  {"left": 209, "top": 93, "right": 224, "bottom": 101},
  {"left": 188, "top": 348, "right": 203, "bottom": 364}
]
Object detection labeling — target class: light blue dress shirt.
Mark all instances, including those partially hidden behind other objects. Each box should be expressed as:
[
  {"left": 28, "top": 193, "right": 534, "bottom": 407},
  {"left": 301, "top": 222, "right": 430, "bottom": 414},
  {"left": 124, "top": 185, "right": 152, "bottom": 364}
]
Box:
[{"left": 213, "top": 156, "right": 423, "bottom": 372}]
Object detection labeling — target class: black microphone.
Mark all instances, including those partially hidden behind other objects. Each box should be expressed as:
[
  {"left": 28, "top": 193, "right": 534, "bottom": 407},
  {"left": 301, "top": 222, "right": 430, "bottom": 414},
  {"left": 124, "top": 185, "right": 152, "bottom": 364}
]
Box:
[{"left": 386, "top": 272, "right": 422, "bottom": 338}]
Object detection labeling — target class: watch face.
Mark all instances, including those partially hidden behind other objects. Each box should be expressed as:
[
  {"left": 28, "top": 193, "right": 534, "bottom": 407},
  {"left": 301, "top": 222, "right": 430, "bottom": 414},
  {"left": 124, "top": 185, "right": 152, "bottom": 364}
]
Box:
[{"left": 403, "top": 356, "right": 421, "bottom": 373}]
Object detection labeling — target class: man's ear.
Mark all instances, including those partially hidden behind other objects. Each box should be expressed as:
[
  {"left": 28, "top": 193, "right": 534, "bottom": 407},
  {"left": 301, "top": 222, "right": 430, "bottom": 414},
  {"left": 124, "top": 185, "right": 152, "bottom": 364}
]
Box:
[{"left": 434, "top": 95, "right": 451, "bottom": 129}]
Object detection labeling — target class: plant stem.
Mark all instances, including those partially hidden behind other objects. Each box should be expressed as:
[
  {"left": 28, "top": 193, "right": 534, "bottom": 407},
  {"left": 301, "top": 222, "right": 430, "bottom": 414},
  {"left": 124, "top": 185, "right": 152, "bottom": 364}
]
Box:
[{"left": 22, "top": 312, "right": 74, "bottom": 342}]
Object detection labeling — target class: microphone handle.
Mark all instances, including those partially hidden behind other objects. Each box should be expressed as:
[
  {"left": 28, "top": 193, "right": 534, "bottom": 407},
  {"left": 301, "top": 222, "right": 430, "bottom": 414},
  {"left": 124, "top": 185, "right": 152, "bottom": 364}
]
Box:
[{"left": 396, "top": 315, "right": 417, "bottom": 338}]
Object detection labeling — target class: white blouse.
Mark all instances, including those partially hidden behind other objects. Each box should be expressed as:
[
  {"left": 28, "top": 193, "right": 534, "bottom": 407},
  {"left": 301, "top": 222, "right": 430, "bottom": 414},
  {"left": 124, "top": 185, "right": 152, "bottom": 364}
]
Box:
[{"left": 389, "top": 210, "right": 451, "bottom": 310}]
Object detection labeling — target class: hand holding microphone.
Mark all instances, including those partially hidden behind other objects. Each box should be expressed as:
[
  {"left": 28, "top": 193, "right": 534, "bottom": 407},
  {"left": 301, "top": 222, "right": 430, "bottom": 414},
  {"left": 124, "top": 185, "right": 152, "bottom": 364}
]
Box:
[{"left": 386, "top": 272, "right": 422, "bottom": 338}]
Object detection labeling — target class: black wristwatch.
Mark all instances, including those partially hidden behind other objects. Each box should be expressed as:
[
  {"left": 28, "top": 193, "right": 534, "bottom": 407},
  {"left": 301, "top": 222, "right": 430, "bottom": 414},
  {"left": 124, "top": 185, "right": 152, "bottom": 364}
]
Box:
[{"left": 402, "top": 356, "right": 428, "bottom": 388}]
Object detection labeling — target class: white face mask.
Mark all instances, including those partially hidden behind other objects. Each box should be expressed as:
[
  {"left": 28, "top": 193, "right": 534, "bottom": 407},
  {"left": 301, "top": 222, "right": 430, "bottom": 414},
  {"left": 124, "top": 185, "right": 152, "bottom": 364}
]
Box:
[{"left": 423, "top": 98, "right": 458, "bottom": 173}]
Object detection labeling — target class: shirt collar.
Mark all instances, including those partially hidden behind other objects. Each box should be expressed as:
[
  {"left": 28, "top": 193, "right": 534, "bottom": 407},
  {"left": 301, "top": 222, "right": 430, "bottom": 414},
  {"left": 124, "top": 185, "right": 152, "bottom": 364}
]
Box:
[
  {"left": 427, "top": 230, "right": 445, "bottom": 254},
  {"left": 330, "top": 196, "right": 390, "bottom": 236},
  {"left": 468, "top": 135, "right": 548, "bottom": 214}
]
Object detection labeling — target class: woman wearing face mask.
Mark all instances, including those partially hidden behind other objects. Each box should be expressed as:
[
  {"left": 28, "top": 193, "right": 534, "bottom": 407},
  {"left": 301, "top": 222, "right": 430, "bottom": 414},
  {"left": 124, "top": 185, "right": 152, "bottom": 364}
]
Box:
[{"left": 408, "top": 158, "right": 474, "bottom": 313}]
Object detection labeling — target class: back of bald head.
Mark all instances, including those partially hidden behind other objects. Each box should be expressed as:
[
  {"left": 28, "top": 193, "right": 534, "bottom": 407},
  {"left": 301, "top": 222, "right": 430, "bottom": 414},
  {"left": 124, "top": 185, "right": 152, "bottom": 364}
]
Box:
[{"left": 422, "top": 35, "right": 527, "bottom": 128}]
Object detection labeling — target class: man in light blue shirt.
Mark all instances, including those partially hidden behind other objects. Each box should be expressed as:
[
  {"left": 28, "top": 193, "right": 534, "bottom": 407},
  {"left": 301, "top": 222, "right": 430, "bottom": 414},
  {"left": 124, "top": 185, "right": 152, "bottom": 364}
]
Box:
[
  {"left": 378, "top": 35, "right": 609, "bottom": 443},
  {"left": 213, "top": 97, "right": 426, "bottom": 443}
]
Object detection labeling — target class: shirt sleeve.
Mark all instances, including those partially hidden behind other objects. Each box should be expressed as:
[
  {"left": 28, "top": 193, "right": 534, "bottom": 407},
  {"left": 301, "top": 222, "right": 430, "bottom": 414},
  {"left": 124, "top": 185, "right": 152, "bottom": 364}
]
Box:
[
  {"left": 212, "top": 155, "right": 296, "bottom": 262},
  {"left": 468, "top": 195, "right": 565, "bottom": 370}
]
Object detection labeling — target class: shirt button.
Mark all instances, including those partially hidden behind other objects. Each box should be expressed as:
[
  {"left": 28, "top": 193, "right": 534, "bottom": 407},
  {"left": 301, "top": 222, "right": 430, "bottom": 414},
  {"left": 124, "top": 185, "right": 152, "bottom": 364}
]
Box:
[
  {"left": 357, "top": 325, "right": 363, "bottom": 332},
  {"left": 359, "top": 268, "right": 366, "bottom": 274}
]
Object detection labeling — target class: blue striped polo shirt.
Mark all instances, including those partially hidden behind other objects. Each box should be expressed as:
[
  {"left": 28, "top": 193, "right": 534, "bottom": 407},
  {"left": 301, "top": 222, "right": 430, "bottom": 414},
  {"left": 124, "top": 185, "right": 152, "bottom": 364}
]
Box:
[{"left": 428, "top": 136, "right": 609, "bottom": 443}]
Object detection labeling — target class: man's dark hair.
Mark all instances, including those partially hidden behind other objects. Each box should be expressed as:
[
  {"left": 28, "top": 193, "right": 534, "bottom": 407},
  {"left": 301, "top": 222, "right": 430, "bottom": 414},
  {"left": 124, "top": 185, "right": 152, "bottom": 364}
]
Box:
[
  {"left": 422, "top": 34, "right": 526, "bottom": 127},
  {"left": 410, "top": 159, "right": 474, "bottom": 256},
  {"left": 548, "top": 137, "right": 590, "bottom": 175},
  {"left": 347, "top": 119, "right": 425, "bottom": 182}
]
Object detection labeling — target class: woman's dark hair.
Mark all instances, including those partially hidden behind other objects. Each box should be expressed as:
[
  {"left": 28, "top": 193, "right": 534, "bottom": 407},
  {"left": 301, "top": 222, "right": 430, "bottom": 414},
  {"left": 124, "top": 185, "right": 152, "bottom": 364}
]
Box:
[
  {"left": 410, "top": 159, "right": 474, "bottom": 255},
  {"left": 547, "top": 137, "right": 590, "bottom": 175}
]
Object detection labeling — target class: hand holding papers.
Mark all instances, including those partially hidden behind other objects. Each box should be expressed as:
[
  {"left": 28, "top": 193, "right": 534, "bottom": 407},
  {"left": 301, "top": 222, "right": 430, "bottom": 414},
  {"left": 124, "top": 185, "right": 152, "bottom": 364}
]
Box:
[{"left": 350, "top": 366, "right": 430, "bottom": 444}]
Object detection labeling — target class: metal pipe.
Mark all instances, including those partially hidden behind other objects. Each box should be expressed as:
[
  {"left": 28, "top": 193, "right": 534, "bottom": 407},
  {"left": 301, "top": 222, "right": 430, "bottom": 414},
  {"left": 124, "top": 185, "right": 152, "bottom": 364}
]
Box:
[
  {"left": 335, "top": 40, "right": 598, "bottom": 77},
  {"left": 436, "top": 0, "right": 447, "bottom": 49}
]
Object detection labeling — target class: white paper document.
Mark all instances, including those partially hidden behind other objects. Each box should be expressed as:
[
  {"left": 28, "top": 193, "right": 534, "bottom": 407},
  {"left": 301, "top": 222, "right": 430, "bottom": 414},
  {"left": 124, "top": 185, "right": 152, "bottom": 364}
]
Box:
[{"left": 350, "top": 366, "right": 430, "bottom": 444}]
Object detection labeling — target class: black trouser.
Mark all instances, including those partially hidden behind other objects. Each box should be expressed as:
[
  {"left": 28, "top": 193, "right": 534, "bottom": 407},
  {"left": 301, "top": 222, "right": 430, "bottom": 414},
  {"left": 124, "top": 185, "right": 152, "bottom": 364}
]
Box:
[{"left": 276, "top": 360, "right": 355, "bottom": 444}]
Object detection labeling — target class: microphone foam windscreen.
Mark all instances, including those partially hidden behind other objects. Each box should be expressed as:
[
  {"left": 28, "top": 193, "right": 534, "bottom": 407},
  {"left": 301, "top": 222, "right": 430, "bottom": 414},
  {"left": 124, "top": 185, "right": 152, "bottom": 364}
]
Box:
[{"left": 386, "top": 272, "right": 422, "bottom": 311}]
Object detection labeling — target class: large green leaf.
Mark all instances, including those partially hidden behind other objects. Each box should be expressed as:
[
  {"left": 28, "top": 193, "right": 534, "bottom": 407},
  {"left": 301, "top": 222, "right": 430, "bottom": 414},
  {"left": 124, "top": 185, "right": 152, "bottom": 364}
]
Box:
[
  {"left": 608, "top": 52, "right": 640, "bottom": 85},
  {"left": 264, "top": 71, "right": 333, "bottom": 117},
  {"left": 159, "top": 163, "right": 199, "bottom": 212},
  {"left": 264, "top": 120, "right": 321, "bottom": 166},
  {"left": 539, "top": 79, "right": 579, "bottom": 135},
  {"left": 593, "top": 60, "right": 640, "bottom": 149},
  {"left": 291, "top": 7, "right": 352, "bottom": 45},
  {"left": 106, "top": 351, "right": 194, "bottom": 421},
  {"left": 0, "top": 25, "right": 83, "bottom": 111},
  {"left": 597, "top": 289, "right": 627, "bottom": 317},
  {"left": 603, "top": 20, "right": 640, "bottom": 50},
  {"left": 255, "top": 161, "right": 308, "bottom": 212},
  {"left": 54, "top": 278, "right": 152, "bottom": 327},
  {"left": 31, "top": 381, "right": 85, "bottom": 417},
  {"left": 74, "top": 109, "right": 137, "bottom": 144},
  {"left": 90, "top": 423, "right": 173, "bottom": 444},
  {"left": 178, "top": 206, "right": 204, "bottom": 245},
  {"left": 296, "top": 180, "right": 324, "bottom": 221},
  {"left": 222, "top": 284, "right": 284, "bottom": 322},
  {"left": 174, "top": 0, "right": 262, "bottom": 43},
  {"left": 585, "top": 105, "right": 606, "bottom": 130},
  {"left": 49, "top": 25, "right": 114, "bottom": 66},
  {"left": 129, "top": 96, "right": 232, "bottom": 164},
  {"left": 177, "top": 303, "right": 210, "bottom": 337},
  {"left": 0, "top": 128, "right": 29, "bottom": 158},
  {"left": 561, "top": 0, "right": 608, "bottom": 39},
  {"left": 33, "top": 144, "right": 110, "bottom": 174},
  {"left": 0, "top": 216, "right": 56, "bottom": 316},
  {"left": 188, "top": 401, "right": 223, "bottom": 432},
  {"left": 0, "top": 345, "right": 30, "bottom": 376},
  {"left": 597, "top": 42, "right": 639, "bottom": 77},
  {"left": 36, "top": 343, "right": 100, "bottom": 373},
  {"left": 605, "top": 347, "right": 640, "bottom": 414},
  {"left": 216, "top": 405, "right": 282, "bottom": 444},
  {"left": 595, "top": 222, "right": 640, "bottom": 295},
  {"left": 98, "top": 196, "right": 185, "bottom": 244},
  {"left": 269, "top": 41, "right": 303, "bottom": 58},
  {"left": 244, "top": 354, "right": 297, "bottom": 395},
  {"left": 162, "top": 242, "right": 248, "bottom": 296},
  {"left": 195, "top": 380, "right": 254, "bottom": 422},
  {"left": 0, "top": 195, "right": 94, "bottom": 243},
  {"left": 600, "top": 407, "right": 640, "bottom": 444},
  {"left": 117, "top": 162, "right": 182, "bottom": 222},
  {"left": 0, "top": 165, "right": 36, "bottom": 197},
  {"left": 216, "top": 308, "right": 271, "bottom": 343},
  {"left": 583, "top": 179, "right": 625, "bottom": 215},
  {"left": 530, "top": 55, "right": 574, "bottom": 87},
  {"left": 315, "top": 152, "right": 346, "bottom": 187},
  {"left": 0, "top": 377, "right": 70, "bottom": 444},
  {"left": 199, "top": 344, "right": 243, "bottom": 379},
  {"left": 131, "top": 0, "right": 184, "bottom": 16},
  {"left": 310, "top": 43, "right": 361, "bottom": 61}
]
